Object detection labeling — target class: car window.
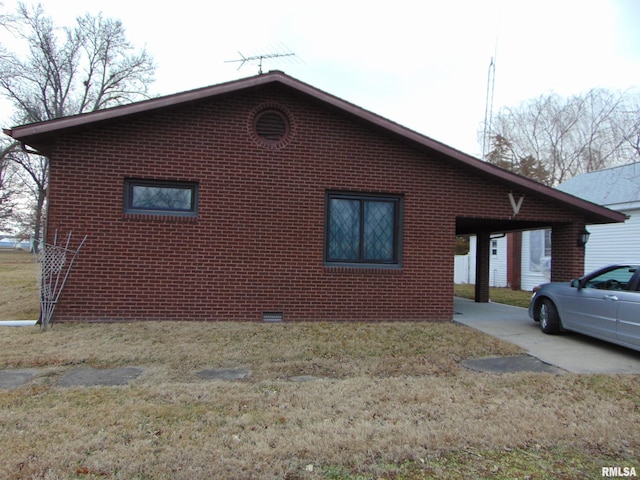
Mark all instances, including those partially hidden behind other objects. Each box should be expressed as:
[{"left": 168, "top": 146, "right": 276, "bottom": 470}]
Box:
[{"left": 585, "top": 267, "right": 637, "bottom": 291}]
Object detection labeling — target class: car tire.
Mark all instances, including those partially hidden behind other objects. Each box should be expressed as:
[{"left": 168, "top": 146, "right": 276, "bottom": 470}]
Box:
[{"left": 538, "top": 298, "right": 561, "bottom": 334}]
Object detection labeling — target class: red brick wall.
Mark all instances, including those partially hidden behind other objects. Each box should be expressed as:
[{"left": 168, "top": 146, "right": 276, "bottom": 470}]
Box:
[
  {"left": 551, "top": 223, "right": 587, "bottom": 281},
  {"left": 45, "top": 84, "right": 586, "bottom": 322}
]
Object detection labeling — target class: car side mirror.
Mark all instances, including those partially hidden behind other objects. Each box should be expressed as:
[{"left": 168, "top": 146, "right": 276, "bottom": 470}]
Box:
[{"left": 570, "top": 279, "right": 581, "bottom": 289}]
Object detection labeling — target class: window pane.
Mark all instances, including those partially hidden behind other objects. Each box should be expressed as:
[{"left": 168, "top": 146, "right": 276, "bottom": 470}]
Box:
[
  {"left": 131, "top": 185, "right": 193, "bottom": 211},
  {"left": 329, "top": 199, "right": 360, "bottom": 260},
  {"left": 364, "top": 201, "right": 394, "bottom": 261},
  {"left": 529, "top": 229, "right": 550, "bottom": 274},
  {"left": 586, "top": 267, "right": 636, "bottom": 290}
]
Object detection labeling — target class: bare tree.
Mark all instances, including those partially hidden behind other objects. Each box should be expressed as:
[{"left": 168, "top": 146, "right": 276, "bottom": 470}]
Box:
[
  {"left": 482, "top": 89, "right": 640, "bottom": 186},
  {"left": 0, "top": 2, "right": 156, "bottom": 245},
  {"left": 0, "top": 140, "right": 20, "bottom": 232}
]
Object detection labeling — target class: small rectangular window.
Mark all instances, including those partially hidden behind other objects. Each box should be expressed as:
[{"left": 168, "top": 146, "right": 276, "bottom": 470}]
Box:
[
  {"left": 325, "top": 192, "right": 402, "bottom": 266},
  {"left": 124, "top": 179, "right": 198, "bottom": 216}
]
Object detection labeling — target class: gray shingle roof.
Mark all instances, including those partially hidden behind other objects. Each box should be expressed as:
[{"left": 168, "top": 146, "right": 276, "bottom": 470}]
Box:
[{"left": 557, "top": 163, "right": 640, "bottom": 207}]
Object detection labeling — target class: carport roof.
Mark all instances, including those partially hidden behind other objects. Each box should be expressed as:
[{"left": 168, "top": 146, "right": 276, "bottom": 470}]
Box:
[{"left": 4, "top": 70, "right": 626, "bottom": 227}]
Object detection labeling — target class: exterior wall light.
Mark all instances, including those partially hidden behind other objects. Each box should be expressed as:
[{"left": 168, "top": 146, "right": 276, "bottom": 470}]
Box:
[{"left": 577, "top": 228, "right": 590, "bottom": 247}]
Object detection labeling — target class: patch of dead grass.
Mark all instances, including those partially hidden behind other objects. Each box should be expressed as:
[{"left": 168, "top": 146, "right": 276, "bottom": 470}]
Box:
[
  {"left": 0, "top": 251, "right": 39, "bottom": 320},
  {"left": 1, "top": 322, "right": 639, "bottom": 479},
  {"left": 1, "top": 251, "right": 638, "bottom": 478}
]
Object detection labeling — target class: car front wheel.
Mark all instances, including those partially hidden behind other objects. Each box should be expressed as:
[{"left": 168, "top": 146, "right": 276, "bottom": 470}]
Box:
[{"left": 538, "top": 298, "right": 561, "bottom": 334}]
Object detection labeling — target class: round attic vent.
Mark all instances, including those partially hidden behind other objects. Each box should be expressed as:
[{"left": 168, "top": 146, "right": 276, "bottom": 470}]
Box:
[{"left": 254, "top": 109, "right": 288, "bottom": 142}]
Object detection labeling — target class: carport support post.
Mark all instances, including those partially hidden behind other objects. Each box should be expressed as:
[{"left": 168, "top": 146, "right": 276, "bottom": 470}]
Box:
[
  {"left": 551, "top": 223, "right": 586, "bottom": 282},
  {"left": 475, "top": 231, "right": 491, "bottom": 303}
]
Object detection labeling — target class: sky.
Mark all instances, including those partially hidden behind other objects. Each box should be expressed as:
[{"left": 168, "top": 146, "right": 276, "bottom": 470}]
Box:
[{"left": 1, "top": 0, "right": 640, "bottom": 157}]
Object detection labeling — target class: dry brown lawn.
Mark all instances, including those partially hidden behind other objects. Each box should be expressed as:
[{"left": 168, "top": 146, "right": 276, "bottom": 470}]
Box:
[
  {"left": 1, "top": 252, "right": 639, "bottom": 479},
  {"left": 0, "top": 251, "right": 39, "bottom": 320}
]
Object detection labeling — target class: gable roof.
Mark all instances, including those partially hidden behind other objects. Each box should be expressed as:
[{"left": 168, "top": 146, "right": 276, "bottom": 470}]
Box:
[
  {"left": 3, "top": 70, "right": 626, "bottom": 226},
  {"left": 557, "top": 162, "right": 640, "bottom": 210}
]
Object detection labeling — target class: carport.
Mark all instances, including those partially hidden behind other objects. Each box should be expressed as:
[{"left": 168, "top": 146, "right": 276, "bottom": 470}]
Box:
[{"left": 449, "top": 157, "right": 627, "bottom": 303}]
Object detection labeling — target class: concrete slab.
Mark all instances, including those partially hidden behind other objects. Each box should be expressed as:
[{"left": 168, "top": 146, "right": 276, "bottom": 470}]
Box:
[
  {"left": 454, "top": 297, "right": 640, "bottom": 374},
  {"left": 57, "top": 367, "right": 144, "bottom": 387},
  {"left": 0, "top": 369, "right": 39, "bottom": 389},
  {"left": 195, "top": 368, "right": 251, "bottom": 381},
  {"left": 289, "top": 375, "right": 321, "bottom": 382},
  {"left": 461, "top": 355, "right": 564, "bottom": 374}
]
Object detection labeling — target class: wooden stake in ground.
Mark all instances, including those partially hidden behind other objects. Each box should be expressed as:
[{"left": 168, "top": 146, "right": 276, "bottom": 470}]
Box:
[{"left": 36, "top": 230, "right": 87, "bottom": 331}]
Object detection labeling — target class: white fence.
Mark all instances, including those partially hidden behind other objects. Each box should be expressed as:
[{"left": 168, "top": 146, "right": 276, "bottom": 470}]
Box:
[{"left": 454, "top": 254, "right": 471, "bottom": 284}]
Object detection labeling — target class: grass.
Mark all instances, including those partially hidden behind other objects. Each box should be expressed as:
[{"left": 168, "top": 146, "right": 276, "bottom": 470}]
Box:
[
  {"left": 0, "top": 250, "right": 39, "bottom": 320},
  {"left": 1, "top": 252, "right": 639, "bottom": 479},
  {"left": 454, "top": 283, "right": 533, "bottom": 308}
]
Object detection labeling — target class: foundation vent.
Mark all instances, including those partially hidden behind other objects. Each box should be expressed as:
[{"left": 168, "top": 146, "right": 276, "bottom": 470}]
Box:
[{"left": 262, "top": 311, "right": 284, "bottom": 323}]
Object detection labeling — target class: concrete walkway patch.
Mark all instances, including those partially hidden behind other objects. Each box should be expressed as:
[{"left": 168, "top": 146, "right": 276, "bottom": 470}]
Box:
[
  {"left": 195, "top": 368, "right": 251, "bottom": 381},
  {"left": 0, "top": 369, "right": 39, "bottom": 389},
  {"left": 289, "top": 375, "right": 321, "bottom": 382},
  {"left": 461, "top": 355, "right": 564, "bottom": 374},
  {"left": 57, "top": 367, "right": 144, "bottom": 387}
]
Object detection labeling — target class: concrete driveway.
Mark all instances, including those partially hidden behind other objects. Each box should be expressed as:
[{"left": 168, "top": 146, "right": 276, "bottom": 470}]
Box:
[{"left": 454, "top": 297, "right": 640, "bottom": 374}]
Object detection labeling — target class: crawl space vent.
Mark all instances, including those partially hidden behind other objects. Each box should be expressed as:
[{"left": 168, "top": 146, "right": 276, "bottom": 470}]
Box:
[{"left": 262, "top": 311, "right": 284, "bottom": 323}]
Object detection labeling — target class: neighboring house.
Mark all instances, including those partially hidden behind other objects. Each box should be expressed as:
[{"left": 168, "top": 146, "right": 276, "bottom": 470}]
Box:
[
  {"left": 557, "top": 162, "right": 640, "bottom": 272},
  {"left": 4, "top": 71, "right": 624, "bottom": 322},
  {"left": 460, "top": 162, "right": 640, "bottom": 291},
  {"left": 520, "top": 163, "right": 640, "bottom": 290},
  {"left": 454, "top": 235, "right": 508, "bottom": 287}
]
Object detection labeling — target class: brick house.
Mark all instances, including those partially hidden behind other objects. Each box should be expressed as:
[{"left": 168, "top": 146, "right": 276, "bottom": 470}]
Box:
[{"left": 4, "top": 71, "right": 625, "bottom": 322}]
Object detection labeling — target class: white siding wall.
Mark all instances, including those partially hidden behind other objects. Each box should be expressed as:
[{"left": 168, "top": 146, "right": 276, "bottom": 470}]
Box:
[
  {"left": 455, "top": 235, "right": 508, "bottom": 287},
  {"left": 489, "top": 236, "right": 508, "bottom": 287},
  {"left": 454, "top": 254, "right": 471, "bottom": 283},
  {"left": 584, "top": 207, "right": 640, "bottom": 273},
  {"left": 521, "top": 230, "right": 551, "bottom": 291}
]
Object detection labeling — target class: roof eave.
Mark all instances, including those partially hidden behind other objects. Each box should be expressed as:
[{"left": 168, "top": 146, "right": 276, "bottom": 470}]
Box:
[
  {"left": 4, "top": 73, "right": 283, "bottom": 142},
  {"left": 3, "top": 71, "right": 626, "bottom": 225}
]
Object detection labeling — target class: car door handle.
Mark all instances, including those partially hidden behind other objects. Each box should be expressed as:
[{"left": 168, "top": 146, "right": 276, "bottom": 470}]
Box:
[{"left": 604, "top": 294, "right": 619, "bottom": 301}]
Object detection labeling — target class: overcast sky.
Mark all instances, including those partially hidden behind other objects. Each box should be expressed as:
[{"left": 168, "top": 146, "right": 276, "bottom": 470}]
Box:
[{"left": 2, "top": 0, "right": 640, "bottom": 156}]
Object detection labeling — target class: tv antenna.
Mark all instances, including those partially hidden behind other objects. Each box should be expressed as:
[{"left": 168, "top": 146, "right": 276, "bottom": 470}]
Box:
[{"left": 225, "top": 45, "right": 301, "bottom": 74}]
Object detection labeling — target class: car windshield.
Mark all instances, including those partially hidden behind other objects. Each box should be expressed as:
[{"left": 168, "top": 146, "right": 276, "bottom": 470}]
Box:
[{"left": 584, "top": 266, "right": 637, "bottom": 291}]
